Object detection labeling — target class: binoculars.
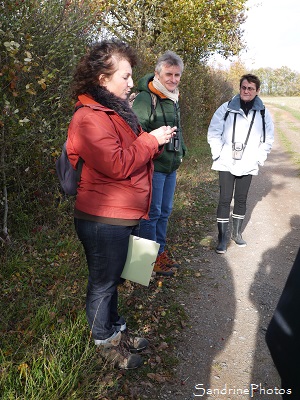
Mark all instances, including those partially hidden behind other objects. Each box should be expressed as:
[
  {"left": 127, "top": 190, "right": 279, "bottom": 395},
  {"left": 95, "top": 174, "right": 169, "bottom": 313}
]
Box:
[{"left": 166, "top": 131, "right": 179, "bottom": 152}]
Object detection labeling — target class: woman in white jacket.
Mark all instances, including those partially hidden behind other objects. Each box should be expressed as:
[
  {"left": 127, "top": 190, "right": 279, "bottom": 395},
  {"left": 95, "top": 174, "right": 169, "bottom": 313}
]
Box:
[{"left": 207, "top": 74, "right": 274, "bottom": 254}]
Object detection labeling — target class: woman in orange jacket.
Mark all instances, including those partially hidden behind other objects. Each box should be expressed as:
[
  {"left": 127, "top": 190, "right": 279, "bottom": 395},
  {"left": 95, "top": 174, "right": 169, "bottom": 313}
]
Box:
[{"left": 66, "top": 40, "right": 176, "bottom": 370}]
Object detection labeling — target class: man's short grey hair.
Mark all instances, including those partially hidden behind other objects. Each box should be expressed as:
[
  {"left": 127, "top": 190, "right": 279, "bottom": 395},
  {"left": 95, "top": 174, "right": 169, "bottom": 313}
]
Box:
[{"left": 155, "top": 51, "right": 184, "bottom": 75}]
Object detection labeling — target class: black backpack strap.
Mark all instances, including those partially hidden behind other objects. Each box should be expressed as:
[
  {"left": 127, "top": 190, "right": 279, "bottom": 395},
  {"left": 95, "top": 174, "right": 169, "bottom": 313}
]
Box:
[
  {"left": 232, "top": 111, "right": 256, "bottom": 147},
  {"left": 226, "top": 99, "right": 266, "bottom": 142},
  {"left": 149, "top": 92, "right": 158, "bottom": 122},
  {"left": 260, "top": 107, "right": 266, "bottom": 142},
  {"left": 76, "top": 158, "right": 84, "bottom": 181},
  {"left": 74, "top": 104, "right": 84, "bottom": 113},
  {"left": 231, "top": 113, "right": 237, "bottom": 142},
  {"left": 244, "top": 111, "right": 256, "bottom": 146},
  {"left": 149, "top": 92, "right": 168, "bottom": 125},
  {"left": 73, "top": 104, "right": 84, "bottom": 178},
  {"left": 224, "top": 99, "right": 232, "bottom": 121}
]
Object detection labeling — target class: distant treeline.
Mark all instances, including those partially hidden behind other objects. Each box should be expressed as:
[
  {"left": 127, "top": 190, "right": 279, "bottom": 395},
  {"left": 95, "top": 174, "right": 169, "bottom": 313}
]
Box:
[{"left": 216, "top": 61, "right": 300, "bottom": 96}]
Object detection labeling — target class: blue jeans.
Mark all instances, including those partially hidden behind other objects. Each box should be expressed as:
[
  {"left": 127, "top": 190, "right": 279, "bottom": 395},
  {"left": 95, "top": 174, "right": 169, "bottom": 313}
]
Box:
[
  {"left": 74, "top": 218, "right": 138, "bottom": 340},
  {"left": 139, "top": 170, "right": 176, "bottom": 254}
]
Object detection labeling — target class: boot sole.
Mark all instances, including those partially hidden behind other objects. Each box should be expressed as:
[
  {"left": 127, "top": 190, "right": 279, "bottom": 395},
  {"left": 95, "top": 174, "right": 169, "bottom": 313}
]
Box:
[
  {"left": 128, "top": 346, "right": 148, "bottom": 354},
  {"left": 154, "top": 271, "right": 174, "bottom": 276},
  {"left": 124, "top": 360, "right": 143, "bottom": 369},
  {"left": 215, "top": 249, "right": 227, "bottom": 254}
]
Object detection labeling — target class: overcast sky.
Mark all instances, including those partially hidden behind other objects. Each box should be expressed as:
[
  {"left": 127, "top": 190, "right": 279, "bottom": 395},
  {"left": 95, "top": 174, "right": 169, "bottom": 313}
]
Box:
[{"left": 210, "top": 0, "right": 300, "bottom": 72}]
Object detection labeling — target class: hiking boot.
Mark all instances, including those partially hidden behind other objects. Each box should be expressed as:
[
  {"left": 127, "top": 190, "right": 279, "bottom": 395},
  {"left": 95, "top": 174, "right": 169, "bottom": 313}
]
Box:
[
  {"left": 98, "top": 342, "right": 143, "bottom": 370},
  {"left": 159, "top": 251, "right": 180, "bottom": 268},
  {"left": 216, "top": 221, "right": 229, "bottom": 254},
  {"left": 94, "top": 330, "right": 122, "bottom": 347},
  {"left": 231, "top": 216, "right": 247, "bottom": 247},
  {"left": 153, "top": 255, "right": 174, "bottom": 276},
  {"left": 112, "top": 316, "right": 126, "bottom": 332},
  {"left": 122, "top": 330, "right": 149, "bottom": 353}
]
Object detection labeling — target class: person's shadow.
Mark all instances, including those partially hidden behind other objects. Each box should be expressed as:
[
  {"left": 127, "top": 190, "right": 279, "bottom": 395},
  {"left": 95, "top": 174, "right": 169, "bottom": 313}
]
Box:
[
  {"left": 160, "top": 177, "right": 236, "bottom": 399},
  {"left": 242, "top": 145, "right": 291, "bottom": 232},
  {"left": 249, "top": 215, "right": 300, "bottom": 395},
  {"left": 247, "top": 124, "right": 300, "bottom": 395},
  {"left": 187, "top": 249, "right": 236, "bottom": 399}
]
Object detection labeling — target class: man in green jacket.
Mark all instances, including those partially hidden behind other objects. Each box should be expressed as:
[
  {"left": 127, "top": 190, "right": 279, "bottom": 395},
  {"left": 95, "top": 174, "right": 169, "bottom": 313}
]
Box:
[{"left": 132, "top": 51, "right": 187, "bottom": 276}]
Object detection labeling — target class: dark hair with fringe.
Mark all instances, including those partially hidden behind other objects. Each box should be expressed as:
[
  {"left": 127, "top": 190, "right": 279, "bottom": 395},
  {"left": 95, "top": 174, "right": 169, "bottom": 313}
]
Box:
[
  {"left": 71, "top": 39, "right": 137, "bottom": 99},
  {"left": 240, "top": 74, "right": 261, "bottom": 90}
]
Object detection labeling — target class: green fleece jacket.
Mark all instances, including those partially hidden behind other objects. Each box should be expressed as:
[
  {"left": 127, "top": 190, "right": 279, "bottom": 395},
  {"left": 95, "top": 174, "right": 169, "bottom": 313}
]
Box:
[{"left": 132, "top": 73, "right": 186, "bottom": 174}]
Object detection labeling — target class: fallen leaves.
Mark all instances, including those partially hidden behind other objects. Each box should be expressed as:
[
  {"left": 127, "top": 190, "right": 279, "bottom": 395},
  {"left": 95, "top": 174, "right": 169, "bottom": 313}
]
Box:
[
  {"left": 157, "top": 341, "right": 169, "bottom": 351},
  {"left": 147, "top": 372, "right": 170, "bottom": 383}
]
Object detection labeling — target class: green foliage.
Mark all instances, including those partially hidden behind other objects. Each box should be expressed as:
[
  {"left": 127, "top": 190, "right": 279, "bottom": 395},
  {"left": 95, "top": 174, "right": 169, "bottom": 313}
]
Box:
[
  {"left": 180, "top": 64, "right": 234, "bottom": 140},
  {"left": 0, "top": 0, "right": 101, "bottom": 239},
  {"left": 161, "top": 0, "right": 247, "bottom": 63},
  {"left": 101, "top": 0, "right": 248, "bottom": 64}
]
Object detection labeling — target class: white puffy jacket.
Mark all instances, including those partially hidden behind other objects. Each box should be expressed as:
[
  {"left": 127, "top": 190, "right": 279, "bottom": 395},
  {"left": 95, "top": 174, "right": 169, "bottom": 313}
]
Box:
[{"left": 207, "top": 94, "right": 274, "bottom": 176}]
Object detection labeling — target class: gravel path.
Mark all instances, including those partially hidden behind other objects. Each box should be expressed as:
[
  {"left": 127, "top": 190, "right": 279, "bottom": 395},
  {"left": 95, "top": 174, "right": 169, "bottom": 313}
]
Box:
[{"left": 155, "top": 105, "right": 300, "bottom": 400}]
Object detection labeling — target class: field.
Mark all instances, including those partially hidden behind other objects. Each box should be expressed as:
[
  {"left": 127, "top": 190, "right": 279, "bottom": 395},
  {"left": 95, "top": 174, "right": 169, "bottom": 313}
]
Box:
[
  {"left": 263, "top": 96, "right": 300, "bottom": 107},
  {"left": 263, "top": 96, "right": 300, "bottom": 119},
  {"left": 262, "top": 96, "right": 300, "bottom": 169}
]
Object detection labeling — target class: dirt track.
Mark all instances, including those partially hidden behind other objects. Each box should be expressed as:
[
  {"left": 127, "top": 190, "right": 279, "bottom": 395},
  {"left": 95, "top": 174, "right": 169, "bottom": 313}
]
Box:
[{"left": 154, "top": 105, "right": 300, "bottom": 399}]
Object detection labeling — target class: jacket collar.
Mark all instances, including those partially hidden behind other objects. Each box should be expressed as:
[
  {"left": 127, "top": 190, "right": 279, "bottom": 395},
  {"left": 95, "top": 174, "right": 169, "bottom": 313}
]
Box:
[
  {"left": 229, "top": 94, "right": 264, "bottom": 111},
  {"left": 77, "top": 94, "right": 112, "bottom": 112},
  {"left": 77, "top": 93, "right": 141, "bottom": 135}
]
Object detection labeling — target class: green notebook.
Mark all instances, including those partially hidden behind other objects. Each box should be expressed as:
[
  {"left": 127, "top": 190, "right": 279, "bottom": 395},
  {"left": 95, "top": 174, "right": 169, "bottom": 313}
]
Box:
[{"left": 121, "top": 235, "right": 160, "bottom": 286}]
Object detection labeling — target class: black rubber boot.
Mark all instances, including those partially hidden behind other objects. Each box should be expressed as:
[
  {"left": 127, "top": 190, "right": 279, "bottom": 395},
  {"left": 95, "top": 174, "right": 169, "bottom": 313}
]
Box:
[
  {"left": 216, "top": 222, "right": 229, "bottom": 254},
  {"left": 231, "top": 217, "right": 247, "bottom": 247}
]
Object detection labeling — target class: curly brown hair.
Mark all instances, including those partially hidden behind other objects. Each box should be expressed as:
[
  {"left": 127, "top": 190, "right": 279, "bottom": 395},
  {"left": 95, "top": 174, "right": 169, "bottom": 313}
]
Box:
[{"left": 71, "top": 39, "right": 137, "bottom": 99}]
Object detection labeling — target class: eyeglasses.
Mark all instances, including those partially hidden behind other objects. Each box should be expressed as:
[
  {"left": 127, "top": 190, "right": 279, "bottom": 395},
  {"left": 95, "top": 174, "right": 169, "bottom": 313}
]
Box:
[{"left": 241, "top": 85, "right": 256, "bottom": 92}]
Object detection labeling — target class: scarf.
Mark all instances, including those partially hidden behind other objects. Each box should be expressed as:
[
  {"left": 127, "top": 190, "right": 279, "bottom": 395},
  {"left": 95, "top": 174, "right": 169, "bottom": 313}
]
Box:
[
  {"left": 88, "top": 86, "right": 140, "bottom": 135},
  {"left": 152, "top": 76, "right": 179, "bottom": 102},
  {"left": 240, "top": 98, "right": 255, "bottom": 116}
]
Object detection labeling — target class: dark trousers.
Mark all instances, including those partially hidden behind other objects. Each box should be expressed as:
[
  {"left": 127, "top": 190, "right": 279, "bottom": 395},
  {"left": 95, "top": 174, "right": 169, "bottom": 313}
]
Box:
[
  {"left": 217, "top": 171, "right": 252, "bottom": 219},
  {"left": 74, "top": 218, "right": 138, "bottom": 340}
]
